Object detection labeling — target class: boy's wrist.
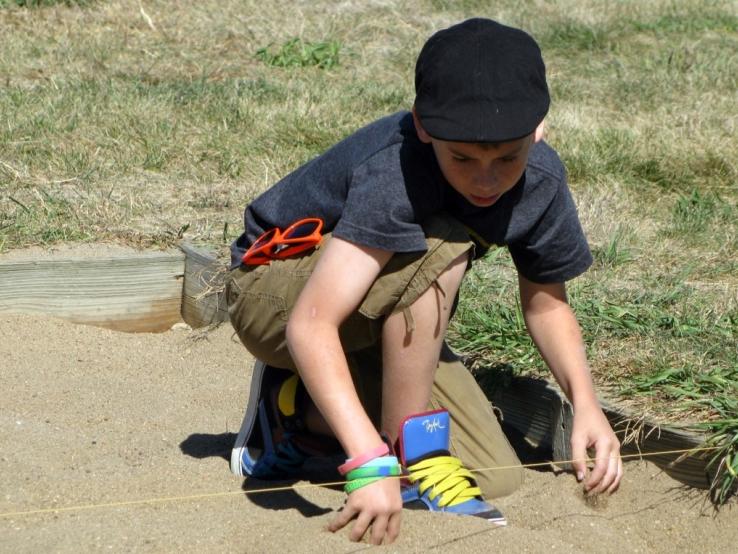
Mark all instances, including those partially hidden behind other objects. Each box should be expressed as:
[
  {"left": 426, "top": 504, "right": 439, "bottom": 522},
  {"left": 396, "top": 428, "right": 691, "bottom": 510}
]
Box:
[
  {"left": 557, "top": 369, "right": 597, "bottom": 409},
  {"left": 342, "top": 428, "right": 387, "bottom": 458},
  {"left": 569, "top": 387, "right": 600, "bottom": 411}
]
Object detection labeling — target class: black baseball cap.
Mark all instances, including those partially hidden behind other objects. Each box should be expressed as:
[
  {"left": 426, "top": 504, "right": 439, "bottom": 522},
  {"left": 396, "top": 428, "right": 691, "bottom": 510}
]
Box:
[{"left": 414, "top": 18, "right": 550, "bottom": 143}]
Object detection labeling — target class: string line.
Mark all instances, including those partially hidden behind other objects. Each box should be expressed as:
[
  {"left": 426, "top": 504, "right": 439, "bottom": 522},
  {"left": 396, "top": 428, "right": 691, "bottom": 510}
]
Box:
[{"left": 0, "top": 445, "right": 720, "bottom": 519}]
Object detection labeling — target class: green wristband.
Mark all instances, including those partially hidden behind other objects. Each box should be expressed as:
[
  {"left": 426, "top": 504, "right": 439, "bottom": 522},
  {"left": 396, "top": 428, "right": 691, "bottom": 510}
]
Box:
[
  {"left": 346, "top": 465, "right": 402, "bottom": 481},
  {"left": 344, "top": 463, "right": 402, "bottom": 494},
  {"left": 344, "top": 476, "right": 383, "bottom": 494}
]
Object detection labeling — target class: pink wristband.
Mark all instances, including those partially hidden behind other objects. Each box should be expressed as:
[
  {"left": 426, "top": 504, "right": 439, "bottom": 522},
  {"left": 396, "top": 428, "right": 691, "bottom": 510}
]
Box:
[{"left": 338, "top": 443, "right": 390, "bottom": 475}]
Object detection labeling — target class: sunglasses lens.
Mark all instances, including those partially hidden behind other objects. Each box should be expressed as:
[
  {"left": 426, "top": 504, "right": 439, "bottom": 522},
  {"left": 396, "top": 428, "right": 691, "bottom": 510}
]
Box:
[
  {"left": 251, "top": 228, "right": 278, "bottom": 249},
  {"left": 284, "top": 220, "right": 319, "bottom": 239}
]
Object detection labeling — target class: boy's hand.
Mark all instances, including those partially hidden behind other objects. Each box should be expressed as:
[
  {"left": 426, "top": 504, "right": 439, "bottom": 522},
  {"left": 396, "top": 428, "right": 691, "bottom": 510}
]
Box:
[
  {"left": 570, "top": 402, "right": 622, "bottom": 494},
  {"left": 327, "top": 477, "right": 402, "bottom": 545}
]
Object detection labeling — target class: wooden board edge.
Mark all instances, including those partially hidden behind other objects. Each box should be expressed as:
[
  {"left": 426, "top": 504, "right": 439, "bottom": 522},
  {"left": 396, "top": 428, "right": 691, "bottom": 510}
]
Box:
[
  {"left": 490, "top": 376, "right": 712, "bottom": 489},
  {"left": 179, "top": 242, "right": 229, "bottom": 329}
]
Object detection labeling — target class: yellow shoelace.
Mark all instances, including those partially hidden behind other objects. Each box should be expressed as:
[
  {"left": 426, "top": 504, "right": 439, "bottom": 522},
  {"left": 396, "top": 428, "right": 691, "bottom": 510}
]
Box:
[{"left": 406, "top": 455, "right": 482, "bottom": 508}]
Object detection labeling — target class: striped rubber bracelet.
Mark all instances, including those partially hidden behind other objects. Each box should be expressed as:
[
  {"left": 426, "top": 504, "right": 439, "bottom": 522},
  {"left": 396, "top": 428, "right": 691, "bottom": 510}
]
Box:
[
  {"left": 344, "top": 456, "right": 401, "bottom": 495},
  {"left": 346, "top": 464, "right": 402, "bottom": 481}
]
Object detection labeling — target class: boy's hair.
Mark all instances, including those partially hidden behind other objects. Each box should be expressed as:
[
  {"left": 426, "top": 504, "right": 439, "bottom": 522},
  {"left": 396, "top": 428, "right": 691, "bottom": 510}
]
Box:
[{"left": 414, "top": 18, "right": 549, "bottom": 143}]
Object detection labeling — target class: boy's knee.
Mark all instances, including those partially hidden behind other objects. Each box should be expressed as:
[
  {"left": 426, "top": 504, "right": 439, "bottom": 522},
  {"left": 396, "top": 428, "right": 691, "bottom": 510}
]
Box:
[{"left": 480, "top": 465, "right": 524, "bottom": 499}]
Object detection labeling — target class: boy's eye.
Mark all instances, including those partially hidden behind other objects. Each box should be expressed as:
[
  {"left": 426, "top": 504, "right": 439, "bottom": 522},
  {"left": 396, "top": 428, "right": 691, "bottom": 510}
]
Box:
[
  {"left": 501, "top": 156, "right": 518, "bottom": 163},
  {"left": 452, "top": 156, "right": 469, "bottom": 162}
]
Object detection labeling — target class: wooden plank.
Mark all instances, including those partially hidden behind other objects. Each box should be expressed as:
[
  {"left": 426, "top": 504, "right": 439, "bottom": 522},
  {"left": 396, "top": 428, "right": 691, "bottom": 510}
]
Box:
[
  {"left": 491, "top": 376, "right": 712, "bottom": 489},
  {"left": 603, "top": 402, "right": 712, "bottom": 490},
  {"left": 490, "top": 377, "right": 562, "bottom": 449},
  {"left": 179, "top": 243, "right": 229, "bottom": 329},
  {"left": 0, "top": 250, "right": 185, "bottom": 333}
]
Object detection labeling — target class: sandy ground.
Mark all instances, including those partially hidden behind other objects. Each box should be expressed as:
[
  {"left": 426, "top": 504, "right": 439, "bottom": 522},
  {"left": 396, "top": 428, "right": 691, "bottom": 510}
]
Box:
[{"left": 1, "top": 314, "right": 736, "bottom": 553}]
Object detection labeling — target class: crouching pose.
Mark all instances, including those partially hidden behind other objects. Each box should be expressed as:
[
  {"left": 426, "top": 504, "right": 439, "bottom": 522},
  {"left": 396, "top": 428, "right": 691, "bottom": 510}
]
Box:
[{"left": 225, "top": 18, "right": 622, "bottom": 545}]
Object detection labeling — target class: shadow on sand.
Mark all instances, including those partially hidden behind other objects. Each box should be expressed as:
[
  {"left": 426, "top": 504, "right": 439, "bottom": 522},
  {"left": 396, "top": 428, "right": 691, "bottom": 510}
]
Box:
[{"left": 180, "top": 432, "right": 337, "bottom": 517}]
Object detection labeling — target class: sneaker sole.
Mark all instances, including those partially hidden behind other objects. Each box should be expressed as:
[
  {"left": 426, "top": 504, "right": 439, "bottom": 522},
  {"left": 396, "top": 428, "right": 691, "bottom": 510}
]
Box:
[
  {"left": 403, "top": 496, "right": 507, "bottom": 526},
  {"left": 230, "top": 359, "right": 268, "bottom": 476}
]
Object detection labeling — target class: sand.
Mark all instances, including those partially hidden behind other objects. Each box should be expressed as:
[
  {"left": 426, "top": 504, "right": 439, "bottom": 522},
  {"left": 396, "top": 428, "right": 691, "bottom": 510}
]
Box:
[{"left": 1, "top": 314, "right": 735, "bottom": 553}]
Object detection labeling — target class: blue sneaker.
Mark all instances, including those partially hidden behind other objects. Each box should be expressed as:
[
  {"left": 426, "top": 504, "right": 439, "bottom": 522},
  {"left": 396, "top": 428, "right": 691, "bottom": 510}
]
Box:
[
  {"left": 397, "top": 409, "right": 507, "bottom": 525},
  {"left": 230, "top": 361, "right": 336, "bottom": 479}
]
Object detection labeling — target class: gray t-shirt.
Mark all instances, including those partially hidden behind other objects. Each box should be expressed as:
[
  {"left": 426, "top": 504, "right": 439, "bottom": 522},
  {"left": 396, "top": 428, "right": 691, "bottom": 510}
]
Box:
[{"left": 231, "top": 111, "right": 592, "bottom": 283}]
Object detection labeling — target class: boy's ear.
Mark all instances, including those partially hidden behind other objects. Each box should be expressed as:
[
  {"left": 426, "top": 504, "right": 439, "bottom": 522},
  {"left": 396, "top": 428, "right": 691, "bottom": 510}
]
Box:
[
  {"left": 411, "top": 107, "right": 433, "bottom": 144},
  {"left": 533, "top": 120, "right": 545, "bottom": 143}
]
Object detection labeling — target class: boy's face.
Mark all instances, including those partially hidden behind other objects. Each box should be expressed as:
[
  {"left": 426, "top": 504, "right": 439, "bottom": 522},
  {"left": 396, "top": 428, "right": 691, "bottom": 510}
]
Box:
[{"left": 413, "top": 109, "right": 543, "bottom": 208}]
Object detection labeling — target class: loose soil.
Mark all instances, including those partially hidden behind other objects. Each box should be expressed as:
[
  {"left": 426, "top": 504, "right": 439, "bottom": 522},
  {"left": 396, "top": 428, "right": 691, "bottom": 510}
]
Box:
[{"left": 1, "top": 314, "right": 735, "bottom": 553}]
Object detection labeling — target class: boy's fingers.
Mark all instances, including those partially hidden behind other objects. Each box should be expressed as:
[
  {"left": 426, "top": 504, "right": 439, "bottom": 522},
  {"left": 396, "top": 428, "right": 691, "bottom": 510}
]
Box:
[
  {"left": 584, "top": 445, "right": 609, "bottom": 491},
  {"left": 607, "top": 458, "right": 624, "bottom": 494},
  {"left": 586, "top": 439, "right": 618, "bottom": 492},
  {"left": 369, "top": 514, "right": 389, "bottom": 545},
  {"left": 591, "top": 449, "right": 619, "bottom": 493},
  {"left": 349, "top": 513, "right": 373, "bottom": 543},
  {"left": 386, "top": 512, "right": 401, "bottom": 544},
  {"left": 570, "top": 437, "right": 588, "bottom": 482},
  {"left": 327, "top": 505, "right": 355, "bottom": 533}
]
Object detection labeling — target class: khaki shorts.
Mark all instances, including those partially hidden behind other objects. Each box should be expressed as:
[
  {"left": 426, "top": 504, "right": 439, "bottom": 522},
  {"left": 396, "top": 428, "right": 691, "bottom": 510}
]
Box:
[{"left": 226, "top": 214, "right": 523, "bottom": 498}]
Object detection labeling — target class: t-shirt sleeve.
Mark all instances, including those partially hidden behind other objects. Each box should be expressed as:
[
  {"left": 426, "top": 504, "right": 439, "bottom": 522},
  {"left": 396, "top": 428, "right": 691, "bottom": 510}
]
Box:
[
  {"left": 508, "top": 174, "right": 593, "bottom": 283},
  {"left": 332, "top": 147, "right": 428, "bottom": 252}
]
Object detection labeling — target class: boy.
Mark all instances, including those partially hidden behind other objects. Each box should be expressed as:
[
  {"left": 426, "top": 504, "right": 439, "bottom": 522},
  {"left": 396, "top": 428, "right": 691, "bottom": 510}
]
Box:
[{"left": 226, "top": 18, "right": 622, "bottom": 545}]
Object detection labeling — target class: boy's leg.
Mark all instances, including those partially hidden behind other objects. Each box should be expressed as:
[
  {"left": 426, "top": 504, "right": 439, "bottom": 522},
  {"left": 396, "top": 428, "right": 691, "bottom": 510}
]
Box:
[
  {"left": 380, "top": 252, "right": 467, "bottom": 442},
  {"left": 364, "top": 229, "right": 506, "bottom": 522},
  {"left": 355, "top": 214, "right": 522, "bottom": 499},
  {"left": 430, "top": 343, "right": 524, "bottom": 498},
  {"left": 347, "top": 342, "right": 523, "bottom": 499}
]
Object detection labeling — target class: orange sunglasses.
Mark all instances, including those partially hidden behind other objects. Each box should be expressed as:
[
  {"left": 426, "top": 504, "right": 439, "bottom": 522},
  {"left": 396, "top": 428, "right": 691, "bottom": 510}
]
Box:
[{"left": 241, "top": 217, "right": 324, "bottom": 265}]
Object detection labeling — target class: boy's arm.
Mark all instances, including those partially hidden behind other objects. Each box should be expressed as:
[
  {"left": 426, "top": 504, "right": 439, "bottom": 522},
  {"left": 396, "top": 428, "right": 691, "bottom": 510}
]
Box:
[
  {"left": 286, "top": 236, "right": 401, "bottom": 544},
  {"left": 287, "top": 236, "right": 391, "bottom": 456},
  {"left": 518, "top": 274, "right": 622, "bottom": 494}
]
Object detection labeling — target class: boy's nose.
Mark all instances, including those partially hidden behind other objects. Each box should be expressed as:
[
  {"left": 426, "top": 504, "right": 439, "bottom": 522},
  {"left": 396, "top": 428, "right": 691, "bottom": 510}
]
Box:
[{"left": 475, "top": 169, "right": 498, "bottom": 190}]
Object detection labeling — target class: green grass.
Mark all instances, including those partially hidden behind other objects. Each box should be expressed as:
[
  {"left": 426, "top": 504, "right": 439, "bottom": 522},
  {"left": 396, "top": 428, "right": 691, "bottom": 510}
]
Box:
[
  {"left": 0, "top": 0, "right": 92, "bottom": 7},
  {"left": 0, "top": 0, "right": 736, "bottom": 501},
  {"left": 256, "top": 38, "right": 341, "bottom": 69},
  {"left": 591, "top": 225, "right": 634, "bottom": 269},
  {"left": 667, "top": 189, "right": 734, "bottom": 236}
]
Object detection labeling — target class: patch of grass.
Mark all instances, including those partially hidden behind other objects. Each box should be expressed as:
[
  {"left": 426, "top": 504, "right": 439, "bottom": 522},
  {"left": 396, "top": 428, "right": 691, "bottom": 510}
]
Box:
[
  {"left": 658, "top": 189, "right": 736, "bottom": 260},
  {"left": 623, "top": 362, "right": 738, "bottom": 504},
  {"left": 0, "top": 0, "right": 92, "bottom": 7},
  {"left": 456, "top": 272, "right": 736, "bottom": 378},
  {"left": 560, "top": 127, "right": 736, "bottom": 193},
  {"left": 592, "top": 226, "right": 634, "bottom": 269},
  {"left": 624, "top": 365, "right": 738, "bottom": 417},
  {"left": 256, "top": 38, "right": 341, "bottom": 69},
  {"left": 2, "top": 187, "right": 94, "bottom": 246},
  {"left": 426, "top": 0, "right": 494, "bottom": 13},
  {"left": 630, "top": 12, "right": 738, "bottom": 34},
  {"left": 702, "top": 419, "right": 738, "bottom": 505},
  {"left": 450, "top": 250, "right": 541, "bottom": 374},
  {"left": 453, "top": 297, "right": 541, "bottom": 372},
  {"left": 669, "top": 189, "right": 722, "bottom": 234},
  {"left": 543, "top": 21, "right": 611, "bottom": 51}
]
